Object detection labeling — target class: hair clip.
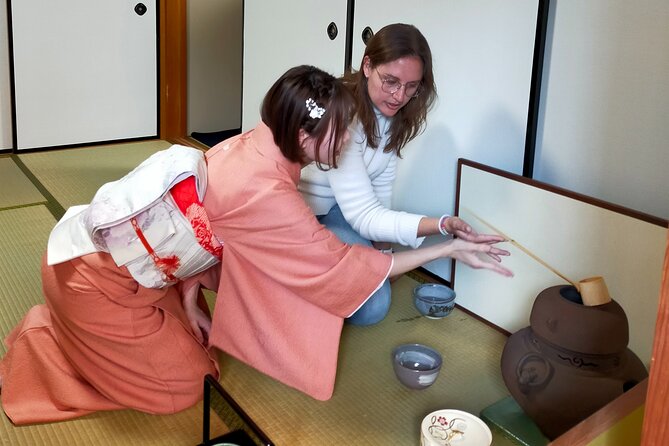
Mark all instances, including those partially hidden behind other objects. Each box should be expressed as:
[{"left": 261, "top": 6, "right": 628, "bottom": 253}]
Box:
[{"left": 305, "top": 98, "right": 326, "bottom": 119}]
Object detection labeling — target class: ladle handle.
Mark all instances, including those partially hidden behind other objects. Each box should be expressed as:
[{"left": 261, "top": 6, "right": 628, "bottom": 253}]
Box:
[{"left": 463, "top": 208, "right": 578, "bottom": 289}]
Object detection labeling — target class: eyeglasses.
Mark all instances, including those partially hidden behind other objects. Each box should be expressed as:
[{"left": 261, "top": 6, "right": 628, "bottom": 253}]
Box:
[{"left": 375, "top": 69, "right": 421, "bottom": 98}]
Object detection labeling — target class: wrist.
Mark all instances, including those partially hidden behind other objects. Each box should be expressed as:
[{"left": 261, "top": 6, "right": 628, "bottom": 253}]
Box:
[{"left": 438, "top": 214, "right": 450, "bottom": 236}]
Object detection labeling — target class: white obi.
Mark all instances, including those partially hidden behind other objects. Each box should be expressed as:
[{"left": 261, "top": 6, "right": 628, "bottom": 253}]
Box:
[{"left": 47, "top": 144, "right": 221, "bottom": 288}]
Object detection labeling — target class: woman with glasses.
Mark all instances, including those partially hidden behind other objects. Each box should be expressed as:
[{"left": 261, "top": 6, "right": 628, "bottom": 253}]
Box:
[{"left": 299, "top": 23, "right": 505, "bottom": 326}]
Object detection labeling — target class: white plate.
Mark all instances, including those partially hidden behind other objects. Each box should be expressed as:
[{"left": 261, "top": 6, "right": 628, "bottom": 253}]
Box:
[{"left": 420, "top": 409, "right": 492, "bottom": 446}]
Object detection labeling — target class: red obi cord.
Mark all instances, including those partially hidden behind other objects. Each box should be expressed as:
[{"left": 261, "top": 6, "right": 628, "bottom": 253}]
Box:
[{"left": 130, "top": 176, "right": 223, "bottom": 282}]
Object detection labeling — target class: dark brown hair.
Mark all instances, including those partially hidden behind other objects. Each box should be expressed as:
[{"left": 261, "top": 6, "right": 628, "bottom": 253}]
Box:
[
  {"left": 261, "top": 65, "right": 354, "bottom": 168},
  {"left": 343, "top": 23, "right": 436, "bottom": 156}
]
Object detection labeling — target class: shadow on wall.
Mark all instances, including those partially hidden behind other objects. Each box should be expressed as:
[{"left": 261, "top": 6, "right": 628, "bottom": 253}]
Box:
[{"left": 191, "top": 128, "right": 242, "bottom": 148}]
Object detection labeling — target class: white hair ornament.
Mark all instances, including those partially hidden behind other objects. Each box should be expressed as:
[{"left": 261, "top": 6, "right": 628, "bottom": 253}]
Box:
[{"left": 305, "top": 98, "right": 326, "bottom": 119}]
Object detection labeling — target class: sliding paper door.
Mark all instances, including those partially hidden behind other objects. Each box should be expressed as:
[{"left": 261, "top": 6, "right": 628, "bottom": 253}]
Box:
[{"left": 11, "top": 0, "right": 157, "bottom": 150}]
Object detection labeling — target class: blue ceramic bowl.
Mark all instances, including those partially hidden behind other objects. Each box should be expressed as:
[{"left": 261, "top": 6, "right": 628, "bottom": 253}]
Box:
[
  {"left": 392, "top": 343, "right": 443, "bottom": 389},
  {"left": 413, "top": 284, "right": 456, "bottom": 319}
]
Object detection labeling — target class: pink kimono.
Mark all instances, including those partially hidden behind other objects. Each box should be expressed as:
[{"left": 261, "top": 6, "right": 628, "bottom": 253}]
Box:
[{"left": 204, "top": 123, "right": 392, "bottom": 400}]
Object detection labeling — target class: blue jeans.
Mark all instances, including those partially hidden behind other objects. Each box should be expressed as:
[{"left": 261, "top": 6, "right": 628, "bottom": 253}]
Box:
[{"left": 318, "top": 205, "right": 391, "bottom": 326}]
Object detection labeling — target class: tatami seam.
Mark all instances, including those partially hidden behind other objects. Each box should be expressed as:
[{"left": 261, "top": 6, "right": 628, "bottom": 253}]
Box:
[{"left": 9, "top": 155, "right": 66, "bottom": 221}]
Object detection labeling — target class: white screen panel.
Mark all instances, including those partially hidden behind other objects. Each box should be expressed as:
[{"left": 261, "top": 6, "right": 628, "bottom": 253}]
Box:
[{"left": 455, "top": 160, "right": 667, "bottom": 364}]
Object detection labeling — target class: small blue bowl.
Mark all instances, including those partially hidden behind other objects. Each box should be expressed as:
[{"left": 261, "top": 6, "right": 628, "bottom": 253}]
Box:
[
  {"left": 413, "top": 284, "right": 456, "bottom": 319},
  {"left": 392, "top": 343, "right": 443, "bottom": 389}
]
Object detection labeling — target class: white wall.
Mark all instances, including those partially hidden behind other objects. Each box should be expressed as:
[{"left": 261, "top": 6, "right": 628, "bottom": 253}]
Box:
[
  {"left": 534, "top": 0, "right": 669, "bottom": 220},
  {"left": 187, "top": 0, "right": 242, "bottom": 134},
  {"left": 0, "top": 3, "right": 12, "bottom": 150},
  {"left": 6, "top": 0, "right": 665, "bottom": 219},
  {"left": 241, "top": 1, "right": 348, "bottom": 131}
]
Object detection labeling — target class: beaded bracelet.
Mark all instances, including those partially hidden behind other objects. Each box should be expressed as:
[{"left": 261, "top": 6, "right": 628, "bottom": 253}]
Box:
[{"left": 438, "top": 214, "right": 450, "bottom": 236}]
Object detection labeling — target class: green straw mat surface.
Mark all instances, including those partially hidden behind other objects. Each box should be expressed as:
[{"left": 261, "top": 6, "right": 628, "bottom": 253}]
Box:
[
  {"left": 214, "top": 275, "right": 516, "bottom": 445},
  {"left": 0, "top": 157, "right": 46, "bottom": 210},
  {"left": 0, "top": 206, "right": 55, "bottom": 350},
  {"left": 17, "top": 140, "right": 173, "bottom": 212},
  {"left": 1, "top": 402, "right": 226, "bottom": 446}
]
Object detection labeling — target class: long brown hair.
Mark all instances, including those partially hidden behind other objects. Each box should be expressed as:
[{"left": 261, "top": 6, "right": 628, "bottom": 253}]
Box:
[
  {"left": 343, "top": 23, "right": 436, "bottom": 156},
  {"left": 261, "top": 65, "right": 354, "bottom": 168}
]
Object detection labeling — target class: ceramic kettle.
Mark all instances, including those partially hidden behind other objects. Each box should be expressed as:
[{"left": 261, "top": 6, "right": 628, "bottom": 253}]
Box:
[{"left": 500, "top": 285, "right": 648, "bottom": 439}]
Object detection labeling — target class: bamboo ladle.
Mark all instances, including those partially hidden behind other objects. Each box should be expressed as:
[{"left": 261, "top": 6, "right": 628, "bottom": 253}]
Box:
[{"left": 463, "top": 208, "right": 611, "bottom": 306}]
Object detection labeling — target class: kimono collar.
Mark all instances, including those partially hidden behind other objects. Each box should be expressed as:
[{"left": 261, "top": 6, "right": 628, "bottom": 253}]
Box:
[{"left": 250, "top": 121, "right": 301, "bottom": 184}]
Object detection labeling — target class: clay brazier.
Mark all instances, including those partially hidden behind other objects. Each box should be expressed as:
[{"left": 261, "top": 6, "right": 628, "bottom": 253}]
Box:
[{"left": 500, "top": 285, "right": 648, "bottom": 439}]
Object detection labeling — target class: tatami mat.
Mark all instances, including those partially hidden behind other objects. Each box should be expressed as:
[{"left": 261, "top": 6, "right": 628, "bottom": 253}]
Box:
[
  {"left": 1, "top": 401, "right": 225, "bottom": 446},
  {"left": 0, "top": 206, "right": 54, "bottom": 352},
  {"left": 17, "top": 140, "right": 172, "bottom": 212},
  {"left": 214, "top": 276, "right": 517, "bottom": 445},
  {"left": 0, "top": 157, "right": 46, "bottom": 210}
]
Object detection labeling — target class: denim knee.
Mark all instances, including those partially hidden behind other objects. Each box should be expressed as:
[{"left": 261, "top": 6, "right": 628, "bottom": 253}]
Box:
[
  {"left": 318, "top": 205, "right": 372, "bottom": 248},
  {"left": 346, "top": 280, "right": 391, "bottom": 326}
]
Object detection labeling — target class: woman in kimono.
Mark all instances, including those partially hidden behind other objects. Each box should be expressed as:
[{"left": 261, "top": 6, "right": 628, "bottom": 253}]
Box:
[
  {"left": 0, "top": 144, "right": 222, "bottom": 425},
  {"left": 198, "top": 64, "right": 512, "bottom": 401}
]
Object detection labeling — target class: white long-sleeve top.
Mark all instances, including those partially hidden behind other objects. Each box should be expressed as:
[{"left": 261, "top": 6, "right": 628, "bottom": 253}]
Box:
[{"left": 299, "top": 112, "right": 426, "bottom": 249}]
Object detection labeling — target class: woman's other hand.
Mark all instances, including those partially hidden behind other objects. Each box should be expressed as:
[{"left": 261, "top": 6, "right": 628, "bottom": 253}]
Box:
[
  {"left": 442, "top": 216, "right": 505, "bottom": 244},
  {"left": 181, "top": 282, "right": 212, "bottom": 346}
]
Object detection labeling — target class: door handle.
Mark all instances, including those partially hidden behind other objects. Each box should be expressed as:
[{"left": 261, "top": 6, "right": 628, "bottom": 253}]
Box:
[
  {"left": 326, "top": 22, "right": 338, "bottom": 41},
  {"left": 134, "top": 3, "right": 147, "bottom": 16},
  {"left": 362, "top": 26, "right": 374, "bottom": 45}
]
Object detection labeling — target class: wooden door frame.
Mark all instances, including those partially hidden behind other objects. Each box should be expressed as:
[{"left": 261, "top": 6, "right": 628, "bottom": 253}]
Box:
[
  {"left": 158, "top": 3, "right": 668, "bottom": 442},
  {"left": 640, "top": 231, "right": 669, "bottom": 444},
  {"left": 159, "top": 0, "right": 187, "bottom": 141}
]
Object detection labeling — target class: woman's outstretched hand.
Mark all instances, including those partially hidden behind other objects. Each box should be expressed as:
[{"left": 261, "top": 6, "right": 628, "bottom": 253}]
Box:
[
  {"left": 443, "top": 216, "right": 505, "bottom": 244},
  {"left": 447, "top": 238, "right": 513, "bottom": 277},
  {"left": 389, "top": 235, "right": 513, "bottom": 279}
]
